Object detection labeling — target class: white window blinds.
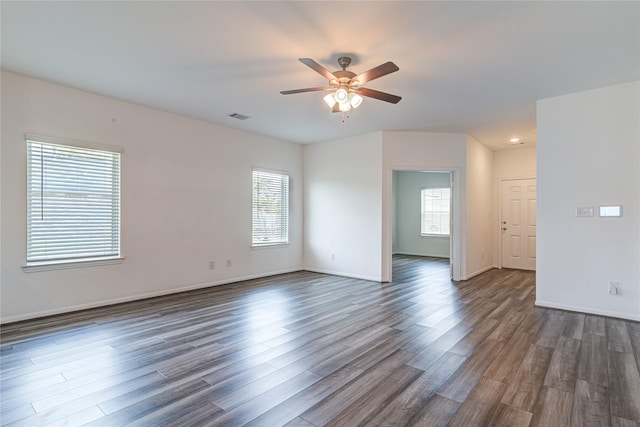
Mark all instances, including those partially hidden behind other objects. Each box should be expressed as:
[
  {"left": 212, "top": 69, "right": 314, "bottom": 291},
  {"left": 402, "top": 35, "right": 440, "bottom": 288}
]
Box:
[
  {"left": 421, "top": 187, "right": 451, "bottom": 236},
  {"left": 252, "top": 169, "right": 289, "bottom": 246},
  {"left": 26, "top": 139, "right": 121, "bottom": 263}
]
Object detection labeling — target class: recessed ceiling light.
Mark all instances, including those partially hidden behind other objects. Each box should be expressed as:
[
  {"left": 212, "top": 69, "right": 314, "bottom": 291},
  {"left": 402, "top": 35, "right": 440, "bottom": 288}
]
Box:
[{"left": 509, "top": 138, "right": 521, "bottom": 143}]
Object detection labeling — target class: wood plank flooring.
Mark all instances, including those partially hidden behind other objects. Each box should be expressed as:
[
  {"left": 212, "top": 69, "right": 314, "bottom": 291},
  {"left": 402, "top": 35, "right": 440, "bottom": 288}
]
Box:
[{"left": 1, "top": 255, "right": 640, "bottom": 426}]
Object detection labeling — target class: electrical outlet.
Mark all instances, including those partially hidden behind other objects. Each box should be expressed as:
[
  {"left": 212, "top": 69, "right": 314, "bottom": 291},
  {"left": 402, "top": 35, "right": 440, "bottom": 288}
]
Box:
[
  {"left": 226, "top": 259, "right": 232, "bottom": 267},
  {"left": 609, "top": 281, "right": 619, "bottom": 295},
  {"left": 209, "top": 261, "right": 215, "bottom": 270},
  {"left": 330, "top": 253, "right": 335, "bottom": 261}
]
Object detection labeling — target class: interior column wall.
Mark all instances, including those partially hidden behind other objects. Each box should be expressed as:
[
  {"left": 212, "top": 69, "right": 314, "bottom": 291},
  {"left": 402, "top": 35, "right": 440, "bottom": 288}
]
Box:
[{"left": 537, "top": 80, "right": 640, "bottom": 320}]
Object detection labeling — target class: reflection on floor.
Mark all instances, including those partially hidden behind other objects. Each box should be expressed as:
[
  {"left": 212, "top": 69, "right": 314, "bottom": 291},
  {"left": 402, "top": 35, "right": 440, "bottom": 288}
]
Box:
[{"left": 1, "top": 255, "right": 639, "bottom": 426}]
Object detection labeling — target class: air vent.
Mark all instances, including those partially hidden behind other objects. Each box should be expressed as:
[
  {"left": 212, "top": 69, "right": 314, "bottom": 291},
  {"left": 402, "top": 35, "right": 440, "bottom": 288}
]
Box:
[{"left": 227, "top": 113, "right": 251, "bottom": 120}]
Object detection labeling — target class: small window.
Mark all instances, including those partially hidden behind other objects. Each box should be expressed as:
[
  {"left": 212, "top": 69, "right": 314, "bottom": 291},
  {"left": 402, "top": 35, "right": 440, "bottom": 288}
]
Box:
[
  {"left": 421, "top": 187, "right": 450, "bottom": 236},
  {"left": 252, "top": 169, "right": 289, "bottom": 246},
  {"left": 26, "top": 137, "right": 121, "bottom": 265}
]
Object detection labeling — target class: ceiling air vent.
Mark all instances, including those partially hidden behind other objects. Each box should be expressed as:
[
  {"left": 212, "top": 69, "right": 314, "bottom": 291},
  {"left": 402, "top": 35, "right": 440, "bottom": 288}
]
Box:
[{"left": 227, "top": 113, "right": 250, "bottom": 120}]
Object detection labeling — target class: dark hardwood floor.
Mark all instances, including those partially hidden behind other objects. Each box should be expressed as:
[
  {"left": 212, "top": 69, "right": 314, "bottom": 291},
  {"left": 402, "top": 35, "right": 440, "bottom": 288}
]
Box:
[{"left": 2, "top": 255, "right": 640, "bottom": 426}]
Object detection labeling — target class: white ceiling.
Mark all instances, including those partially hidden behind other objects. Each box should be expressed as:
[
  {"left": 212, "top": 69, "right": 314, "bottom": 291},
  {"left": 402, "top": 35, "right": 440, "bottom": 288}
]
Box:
[{"left": 2, "top": 1, "right": 639, "bottom": 150}]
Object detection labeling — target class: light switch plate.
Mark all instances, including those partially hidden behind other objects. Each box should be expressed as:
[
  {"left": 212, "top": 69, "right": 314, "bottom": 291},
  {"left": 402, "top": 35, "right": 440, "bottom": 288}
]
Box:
[{"left": 576, "top": 207, "right": 594, "bottom": 217}]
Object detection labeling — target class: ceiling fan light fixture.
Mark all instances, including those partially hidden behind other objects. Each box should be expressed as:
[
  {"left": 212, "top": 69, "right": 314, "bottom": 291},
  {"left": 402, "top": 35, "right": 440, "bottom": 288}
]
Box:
[
  {"left": 349, "top": 93, "right": 363, "bottom": 109},
  {"left": 281, "top": 57, "right": 401, "bottom": 115},
  {"left": 323, "top": 93, "right": 337, "bottom": 108},
  {"left": 334, "top": 87, "right": 349, "bottom": 103}
]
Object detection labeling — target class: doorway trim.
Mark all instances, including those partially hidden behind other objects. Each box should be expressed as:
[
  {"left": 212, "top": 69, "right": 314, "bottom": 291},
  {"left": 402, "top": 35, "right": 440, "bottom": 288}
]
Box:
[{"left": 383, "top": 165, "right": 462, "bottom": 282}]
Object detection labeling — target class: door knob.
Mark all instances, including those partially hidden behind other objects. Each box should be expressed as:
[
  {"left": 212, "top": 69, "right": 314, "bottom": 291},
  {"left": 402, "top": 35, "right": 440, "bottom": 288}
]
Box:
[{"left": 502, "top": 227, "right": 507, "bottom": 231}]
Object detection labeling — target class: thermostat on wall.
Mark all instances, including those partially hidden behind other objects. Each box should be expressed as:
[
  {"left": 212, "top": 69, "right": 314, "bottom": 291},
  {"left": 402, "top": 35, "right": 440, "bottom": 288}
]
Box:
[{"left": 599, "top": 206, "right": 622, "bottom": 217}]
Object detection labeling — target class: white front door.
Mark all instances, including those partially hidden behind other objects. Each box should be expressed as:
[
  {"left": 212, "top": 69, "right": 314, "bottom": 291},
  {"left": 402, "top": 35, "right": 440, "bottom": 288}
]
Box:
[{"left": 501, "top": 178, "right": 536, "bottom": 270}]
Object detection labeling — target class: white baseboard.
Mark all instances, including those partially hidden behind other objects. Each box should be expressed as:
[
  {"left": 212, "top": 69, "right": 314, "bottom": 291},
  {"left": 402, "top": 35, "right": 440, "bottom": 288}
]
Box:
[
  {"left": 302, "top": 267, "right": 381, "bottom": 283},
  {"left": 535, "top": 300, "right": 640, "bottom": 322},
  {"left": 461, "top": 264, "right": 497, "bottom": 280},
  {"left": 394, "top": 251, "right": 449, "bottom": 259},
  {"left": 1, "top": 268, "right": 302, "bottom": 324}
]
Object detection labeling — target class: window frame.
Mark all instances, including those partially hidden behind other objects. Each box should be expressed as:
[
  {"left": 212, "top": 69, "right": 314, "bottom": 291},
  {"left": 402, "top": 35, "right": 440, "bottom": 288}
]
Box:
[
  {"left": 22, "top": 134, "right": 124, "bottom": 272},
  {"left": 420, "top": 186, "right": 451, "bottom": 237},
  {"left": 251, "top": 167, "right": 290, "bottom": 248}
]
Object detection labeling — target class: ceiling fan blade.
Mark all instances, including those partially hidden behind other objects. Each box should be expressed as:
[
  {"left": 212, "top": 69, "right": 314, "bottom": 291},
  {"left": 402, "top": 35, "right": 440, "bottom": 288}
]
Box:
[
  {"left": 280, "top": 87, "right": 332, "bottom": 95},
  {"left": 352, "top": 62, "right": 399, "bottom": 85},
  {"left": 299, "top": 58, "right": 337, "bottom": 81},
  {"left": 355, "top": 87, "right": 402, "bottom": 104}
]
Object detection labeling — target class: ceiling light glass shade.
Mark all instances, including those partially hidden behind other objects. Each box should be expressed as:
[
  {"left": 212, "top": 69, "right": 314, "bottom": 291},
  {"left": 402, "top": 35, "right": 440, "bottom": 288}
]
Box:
[
  {"left": 334, "top": 87, "right": 349, "bottom": 103},
  {"left": 349, "top": 93, "right": 363, "bottom": 109},
  {"left": 323, "top": 93, "right": 337, "bottom": 108},
  {"left": 339, "top": 101, "right": 351, "bottom": 112}
]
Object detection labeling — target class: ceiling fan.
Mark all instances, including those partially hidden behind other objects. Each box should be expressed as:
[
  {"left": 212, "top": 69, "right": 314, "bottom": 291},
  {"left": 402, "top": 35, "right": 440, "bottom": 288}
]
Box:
[{"left": 281, "top": 57, "right": 401, "bottom": 113}]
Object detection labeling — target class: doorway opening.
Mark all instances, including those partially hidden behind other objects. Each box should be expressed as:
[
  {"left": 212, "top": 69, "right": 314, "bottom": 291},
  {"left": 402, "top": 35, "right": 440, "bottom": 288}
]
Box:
[{"left": 385, "top": 168, "right": 461, "bottom": 282}]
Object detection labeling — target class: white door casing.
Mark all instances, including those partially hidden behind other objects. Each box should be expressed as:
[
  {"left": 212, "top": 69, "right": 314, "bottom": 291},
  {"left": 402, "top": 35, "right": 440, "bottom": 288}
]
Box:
[
  {"left": 501, "top": 178, "right": 536, "bottom": 270},
  {"left": 449, "top": 172, "right": 453, "bottom": 279}
]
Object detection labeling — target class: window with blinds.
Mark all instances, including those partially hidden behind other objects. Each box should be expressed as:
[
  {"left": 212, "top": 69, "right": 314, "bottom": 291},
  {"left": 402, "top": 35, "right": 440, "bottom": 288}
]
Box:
[
  {"left": 26, "top": 138, "right": 121, "bottom": 264},
  {"left": 421, "top": 187, "right": 451, "bottom": 236},
  {"left": 252, "top": 169, "right": 289, "bottom": 246}
]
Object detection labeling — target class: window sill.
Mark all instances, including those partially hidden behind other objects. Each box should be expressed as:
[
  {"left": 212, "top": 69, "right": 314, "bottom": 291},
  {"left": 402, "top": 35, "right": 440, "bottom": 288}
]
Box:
[
  {"left": 420, "top": 234, "right": 451, "bottom": 238},
  {"left": 251, "top": 243, "right": 290, "bottom": 250},
  {"left": 22, "top": 257, "right": 125, "bottom": 273}
]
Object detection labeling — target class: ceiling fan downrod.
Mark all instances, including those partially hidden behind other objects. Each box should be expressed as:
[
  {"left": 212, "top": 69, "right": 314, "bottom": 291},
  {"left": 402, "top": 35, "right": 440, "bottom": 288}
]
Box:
[{"left": 337, "top": 56, "right": 352, "bottom": 70}]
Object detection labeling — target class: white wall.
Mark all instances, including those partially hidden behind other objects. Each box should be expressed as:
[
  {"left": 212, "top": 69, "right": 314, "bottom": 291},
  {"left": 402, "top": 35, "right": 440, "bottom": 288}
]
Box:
[
  {"left": 537, "top": 80, "right": 640, "bottom": 321},
  {"left": 465, "top": 136, "right": 495, "bottom": 277},
  {"left": 308, "top": 130, "right": 496, "bottom": 283},
  {"left": 303, "top": 132, "right": 383, "bottom": 281},
  {"left": 494, "top": 146, "right": 536, "bottom": 179},
  {"left": 493, "top": 146, "right": 537, "bottom": 266},
  {"left": 1, "top": 71, "right": 304, "bottom": 323},
  {"left": 382, "top": 131, "right": 467, "bottom": 281},
  {"left": 394, "top": 171, "right": 451, "bottom": 258}
]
